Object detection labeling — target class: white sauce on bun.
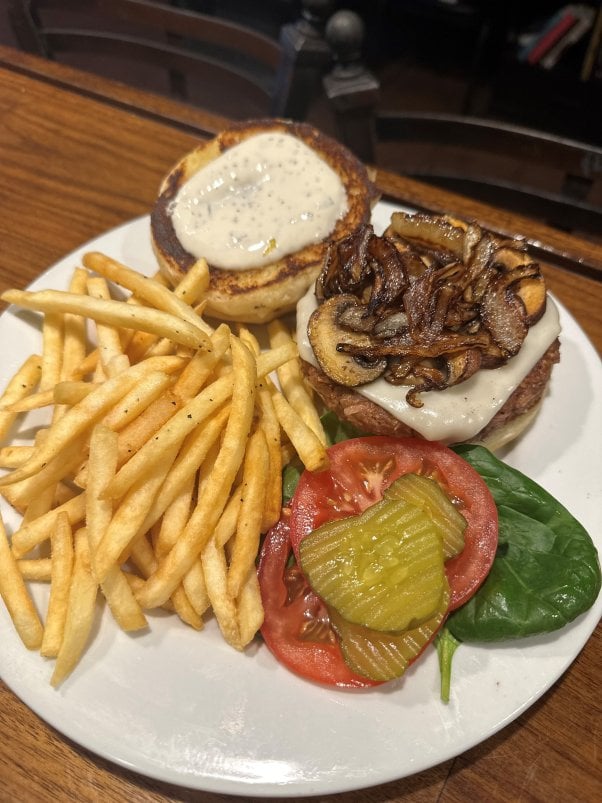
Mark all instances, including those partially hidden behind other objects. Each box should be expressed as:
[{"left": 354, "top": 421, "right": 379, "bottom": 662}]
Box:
[{"left": 168, "top": 132, "right": 348, "bottom": 271}]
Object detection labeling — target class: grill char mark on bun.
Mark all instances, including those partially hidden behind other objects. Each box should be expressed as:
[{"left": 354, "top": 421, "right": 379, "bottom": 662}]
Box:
[
  {"left": 151, "top": 119, "right": 379, "bottom": 324},
  {"left": 151, "top": 168, "right": 194, "bottom": 271}
]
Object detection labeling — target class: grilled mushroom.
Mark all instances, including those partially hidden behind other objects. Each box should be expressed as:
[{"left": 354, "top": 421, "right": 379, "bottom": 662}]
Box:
[
  {"left": 308, "top": 295, "right": 386, "bottom": 386},
  {"left": 309, "top": 212, "right": 550, "bottom": 404}
]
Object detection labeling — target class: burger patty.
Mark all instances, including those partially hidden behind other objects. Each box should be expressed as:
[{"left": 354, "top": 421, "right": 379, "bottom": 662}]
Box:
[{"left": 301, "top": 338, "right": 560, "bottom": 443}]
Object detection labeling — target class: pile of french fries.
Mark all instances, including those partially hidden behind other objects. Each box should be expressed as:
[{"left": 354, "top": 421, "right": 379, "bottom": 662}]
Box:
[{"left": 0, "top": 251, "right": 328, "bottom": 686}]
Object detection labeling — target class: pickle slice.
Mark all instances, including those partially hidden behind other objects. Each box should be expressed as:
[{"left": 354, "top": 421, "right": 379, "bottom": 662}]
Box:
[
  {"left": 299, "top": 498, "right": 446, "bottom": 633},
  {"left": 329, "top": 583, "right": 450, "bottom": 681},
  {"left": 384, "top": 474, "right": 466, "bottom": 559}
]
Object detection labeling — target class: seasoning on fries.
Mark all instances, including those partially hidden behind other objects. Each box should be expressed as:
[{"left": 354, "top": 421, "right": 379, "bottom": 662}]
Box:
[{"left": 0, "top": 251, "right": 327, "bottom": 684}]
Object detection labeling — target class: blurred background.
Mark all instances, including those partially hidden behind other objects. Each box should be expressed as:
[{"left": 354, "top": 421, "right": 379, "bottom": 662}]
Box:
[
  {"left": 2, "top": 1, "right": 600, "bottom": 237},
  {"left": 2, "top": 1, "right": 600, "bottom": 143}
]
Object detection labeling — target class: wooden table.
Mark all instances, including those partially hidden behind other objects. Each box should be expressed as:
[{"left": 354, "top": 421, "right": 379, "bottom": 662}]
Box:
[{"left": 0, "top": 45, "right": 600, "bottom": 803}]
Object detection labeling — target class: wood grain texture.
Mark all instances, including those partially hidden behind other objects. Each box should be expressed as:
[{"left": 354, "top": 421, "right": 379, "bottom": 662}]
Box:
[{"left": 0, "top": 46, "right": 600, "bottom": 803}]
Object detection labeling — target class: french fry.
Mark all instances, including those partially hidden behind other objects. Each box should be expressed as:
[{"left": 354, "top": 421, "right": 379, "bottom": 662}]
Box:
[
  {"left": 172, "top": 257, "right": 210, "bottom": 306},
  {"left": 236, "top": 570, "right": 264, "bottom": 649},
  {"left": 136, "top": 336, "right": 256, "bottom": 609},
  {"left": 256, "top": 378, "right": 282, "bottom": 532},
  {"left": 152, "top": 475, "right": 205, "bottom": 626},
  {"left": 145, "top": 337, "right": 179, "bottom": 358},
  {"left": 94, "top": 439, "right": 182, "bottom": 582},
  {"left": 177, "top": 443, "right": 221, "bottom": 619},
  {"left": 130, "top": 532, "right": 203, "bottom": 627},
  {"left": 10, "top": 428, "right": 52, "bottom": 524},
  {"left": 86, "top": 275, "right": 125, "bottom": 375},
  {"left": 82, "top": 252, "right": 213, "bottom": 335},
  {"left": 68, "top": 347, "right": 100, "bottom": 380},
  {"left": 139, "top": 404, "right": 230, "bottom": 536},
  {"left": 214, "top": 486, "right": 244, "bottom": 549},
  {"left": 0, "top": 445, "right": 34, "bottom": 469},
  {"left": 255, "top": 342, "right": 297, "bottom": 379},
  {"left": 173, "top": 323, "right": 230, "bottom": 400},
  {"left": 124, "top": 572, "right": 175, "bottom": 614},
  {"left": 22, "top": 482, "right": 57, "bottom": 525},
  {"left": 227, "top": 428, "right": 269, "bottom": 599},
  {"left": 171, "top": 584, "right": 204, "bottom": 630},
  {"left": 201, "top": 490, "right": 244, "bottom": 647},
  {"left": 0, "top": 355, "right": 184, "bottom": 487},
  {"left": 54, "top": 380, "right": 98, "bottom": 406},
  {"left": 182, "top": 561, "right": 211, "bottom": 618},
  {"left": 73, "top": 381, "right": 181, "bottom": 489},
  {"left": 238, "top": 328, "right": 282, "bottom": 531},
  {"left": 0, "top": 354, "right": 42, "bottom": 442},
  {"left": 153, "top": 477, "right": 193, "bottom": 560},
  {"left": 125, "top": 330, "right": 162, "bottom": 364},
  {"left": 0, "top": 244, "right": 335, "bottom": 682},
  {"left": 102, "top": 371, "right": 174, "bottom": 432},
  {"left": 51, "top": 528, "right": 98, "bottom": 687},
  {"left": 270, "top": 390, "right": 329, "bottom": 472},
  {"left": 103, "top": 373, "right": 234, "bottom": 501},
  {"left": 39, "top": 312, "right": 63, "bottom": 391},
  {"left": 87, "top": 425, "right": 147, "bottom": 631},
  {"left": 267, "top": 318, "right": 327, "bottom": 445},
  {"left": 0, "top": 511, "right": 44, "bottom": 649},
  {"left": 59, "top": 268, "right": 88, "bottom": 385},
  {"left": 4, "top": 380, "right": 98, "bottom": 414},
  {"left": 107, "top": 353, "right": 130, "bottom": 376},
  {"left": 93, "top": 356, "right": 107, "bottom": 384},
  {"left": 113, "top": 387, "right": 183, "bottom": 467},
  {"left": 7, "top": 433, "right": 88, "bottom": 509},
  {"left": 17, "top": 558, "right": 52, "bottom": 582},
  {"left": 1, "top": 289, "right": 211, "bottom": 352},
  {"left": 54, "top": 482, "right": 78, "bottom": 507},
  {"left": 40, "top": 512, "right": 74, "bottom": 657},
  {"left": 11, "top": 493, "right": 86, "bottom": 559},
  {"left": 127, "top": 534, "right": 158, "bottom": 579}
]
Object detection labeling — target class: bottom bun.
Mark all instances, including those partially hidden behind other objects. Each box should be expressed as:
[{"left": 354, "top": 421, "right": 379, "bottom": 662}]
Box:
[{"left": 301, "top": 338, "right": 560, "bottom": 450}]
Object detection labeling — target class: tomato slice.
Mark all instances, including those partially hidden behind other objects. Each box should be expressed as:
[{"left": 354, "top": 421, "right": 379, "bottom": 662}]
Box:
[
  {"left": 258, "top": 436, "right": 498, "bottom": 687},
  {"left": 289, "top": 436, "right": 498, "bottom": 611},
  {"left": 258, "top": 512, "right": 380, "bottom": 688}
]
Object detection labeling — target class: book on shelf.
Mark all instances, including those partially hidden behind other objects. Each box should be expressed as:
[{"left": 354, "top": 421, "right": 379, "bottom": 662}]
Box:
[
  {"left": 518, "top": 4, "right": 595, "bottom": 67},
  {"left": 540, "top": 7, "right": 596, "bottom": 69},
  {"left": 580, "top": 5, "right": 602, "bottom": 80}
]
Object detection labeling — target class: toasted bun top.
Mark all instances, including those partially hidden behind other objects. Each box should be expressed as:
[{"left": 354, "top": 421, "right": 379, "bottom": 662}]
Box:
[{"left": 150, "top": 119, "right": 378, "bottom": 323}]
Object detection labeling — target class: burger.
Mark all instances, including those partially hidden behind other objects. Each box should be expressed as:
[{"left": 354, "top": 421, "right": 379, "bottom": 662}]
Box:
[
  {"left": 150, "top": 119, "right": 379, "bottom": 324},
  {"left": 296, "top": 212, "right": 561, "bottom": 450}
]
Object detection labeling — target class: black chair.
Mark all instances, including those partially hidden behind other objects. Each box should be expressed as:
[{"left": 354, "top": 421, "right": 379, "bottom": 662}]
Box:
[
  {"left": 7, "top": 0, "right": 334, "bottom": 121},
  {"left": 323, "top": 9, "right": 602, "bottom": 237}
]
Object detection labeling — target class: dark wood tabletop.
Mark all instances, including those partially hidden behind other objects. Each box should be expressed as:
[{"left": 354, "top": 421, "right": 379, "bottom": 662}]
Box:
[{"left": 0, "top": 44, "right": 600, "bottom": 803}]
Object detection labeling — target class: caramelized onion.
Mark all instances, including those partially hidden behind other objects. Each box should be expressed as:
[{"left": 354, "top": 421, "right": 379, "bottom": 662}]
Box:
[{"left": 310, "top": 213, "right": 547, "bottom": 404}]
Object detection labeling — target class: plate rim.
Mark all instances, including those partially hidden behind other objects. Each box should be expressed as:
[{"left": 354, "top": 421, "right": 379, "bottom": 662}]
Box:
[{"left": 0, "top": 209, "right": 601, "bottom": 797}]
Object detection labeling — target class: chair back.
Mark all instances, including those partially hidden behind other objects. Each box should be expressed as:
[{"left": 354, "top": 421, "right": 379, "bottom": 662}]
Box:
[
  {"left": 323, "top": 9, "right": 602, "bottom": 236},
  {"left": 8, "top": 0, "right": 333, "bottom": 120},
  {"left": 374, "top": 113, "right": 602, "bottom": 234}
]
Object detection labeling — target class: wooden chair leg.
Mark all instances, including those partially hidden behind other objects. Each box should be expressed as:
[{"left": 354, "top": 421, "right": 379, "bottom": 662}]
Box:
[
  {"left": 322, "top": 9, "right": 379, "bottom": 162},
  {"left": 274, "top": 0, "right": 334, "bottom": 119}
]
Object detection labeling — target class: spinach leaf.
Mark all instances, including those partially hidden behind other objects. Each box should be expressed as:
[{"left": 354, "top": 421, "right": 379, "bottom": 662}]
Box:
[
  {"left": 448, "top": 444, "right": 601, "bottom": 642},
  {"left": 282, "top": 459, "right": 303, "bottom": 505},
  {"left": 435, "top": 627, "right": 461, "bottom": 703},
  {"left": 320, "top": 410, "right": 364, "bottom": 445}
]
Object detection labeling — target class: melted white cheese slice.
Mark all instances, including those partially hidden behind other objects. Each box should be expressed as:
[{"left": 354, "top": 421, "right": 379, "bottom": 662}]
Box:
[{"left": 296, "top": 288, "right": 561, "bottom": 444}]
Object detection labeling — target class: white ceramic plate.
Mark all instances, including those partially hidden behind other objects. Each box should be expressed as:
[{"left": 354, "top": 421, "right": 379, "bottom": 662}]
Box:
[{"left": 1, "top": 203, "right": 601, "bottom": 797}]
